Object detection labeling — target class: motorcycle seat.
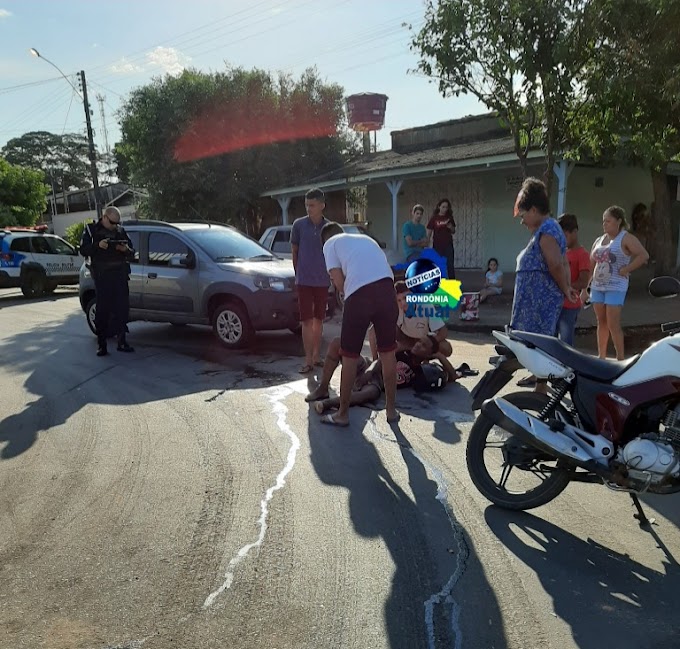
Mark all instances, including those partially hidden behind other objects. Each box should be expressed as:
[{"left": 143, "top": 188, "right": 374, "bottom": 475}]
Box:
[{"left": 509, "top": 331, "right": 639, "bottom": 381}]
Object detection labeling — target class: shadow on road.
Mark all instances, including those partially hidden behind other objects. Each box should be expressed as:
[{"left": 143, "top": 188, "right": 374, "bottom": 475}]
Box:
[
  {"left": 0, "top": 312, "right": 309, "bottom": 460},
  {"left": 485, "top": 506, "right": 680, "bottom": 649},
  {"left": 307, "top": 408, "right": 506, "bottom": 648}
]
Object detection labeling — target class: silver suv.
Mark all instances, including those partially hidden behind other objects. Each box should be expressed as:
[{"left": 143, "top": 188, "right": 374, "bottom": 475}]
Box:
[{"left": 78, "top": 220, "right": 298, "bottom": 349}]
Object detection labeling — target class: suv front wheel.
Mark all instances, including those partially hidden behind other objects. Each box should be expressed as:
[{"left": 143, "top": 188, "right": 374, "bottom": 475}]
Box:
[{"left": 212, "top": 301, "right": 254, "bottom": 349}]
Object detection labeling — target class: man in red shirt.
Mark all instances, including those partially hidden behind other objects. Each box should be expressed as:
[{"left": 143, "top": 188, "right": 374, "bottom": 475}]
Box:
[{"left": 557, "top": 213, "right": 591, "bottom": 346}]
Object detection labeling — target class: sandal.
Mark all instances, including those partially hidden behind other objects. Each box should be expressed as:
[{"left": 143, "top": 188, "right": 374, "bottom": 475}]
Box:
[
  {"left": 320, "top": 413, "right": 349, "bottom": 427},
  {"left": 314, "top": 358, "right": 325, "bottom": 367},
  {"left": 298, "top": 364, "right": 314, "bottom": 374},
  {"left": 456, "top": 363, "right": 479, "bottom": 377},
  {"left": 305, "top": 387, "right": 329, "bottom": 402}
]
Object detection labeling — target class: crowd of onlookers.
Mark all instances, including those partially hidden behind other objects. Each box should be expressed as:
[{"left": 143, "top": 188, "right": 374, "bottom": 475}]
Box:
[{"left": 290, "top": 179, "right": 650, "bottom": 423}]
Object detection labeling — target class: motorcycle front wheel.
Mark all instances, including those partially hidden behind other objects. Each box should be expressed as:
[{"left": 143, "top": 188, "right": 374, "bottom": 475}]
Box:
[{"left": 466, "top": 391, "right": 573, "bottom": 511}]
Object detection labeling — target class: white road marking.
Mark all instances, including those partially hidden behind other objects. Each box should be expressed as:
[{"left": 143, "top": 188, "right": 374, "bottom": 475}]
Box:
[
  {"left": 366, "top": 414, "right": 468, "bottom": 649},
  {"left": 203, "top": 384, "right": 301, "bottom": 609}
]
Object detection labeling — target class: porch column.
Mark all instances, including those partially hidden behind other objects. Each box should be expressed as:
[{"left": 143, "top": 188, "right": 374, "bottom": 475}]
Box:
[
  {"left": 553, "top": 160, "right": 574, "bottom": 216},
  {"left": 386, "top": 179, "right": 403, "bottom": 252},
  {"left": 276, "top": 196, "right": 291, "bottom": 225}
]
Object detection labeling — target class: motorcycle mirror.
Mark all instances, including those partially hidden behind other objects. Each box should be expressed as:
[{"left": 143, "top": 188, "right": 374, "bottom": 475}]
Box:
[{"left": 649, "top": 276, "right": 680, "bottom": 299}]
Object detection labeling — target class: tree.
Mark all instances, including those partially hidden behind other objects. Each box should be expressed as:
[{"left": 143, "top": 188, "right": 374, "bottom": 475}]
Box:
[
  {"left": 116, "top": 66, "right": 357, "bottom": 229},
  {"left": 1, "top": 131, "right": 94, "bottom": 193},
  {"left": 410, "top": 0, "right": 596, "bottom": 196},
  {"left": 0, "top": 157, "right": 49, "bottom": 227},
  {"left": 573, "top": 0, "right": 680, "bottom": 275},
  {"left": 64, "top": 220, "right": 88, "bottom": 248}
]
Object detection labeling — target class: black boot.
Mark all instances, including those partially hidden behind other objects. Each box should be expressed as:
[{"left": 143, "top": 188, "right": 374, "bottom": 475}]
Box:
[
  {"left": 117, "top": 334, "right": 135, "bottom": 353},
  {"left": 97, "top": 337, "right": 108, "bottom": 357}
]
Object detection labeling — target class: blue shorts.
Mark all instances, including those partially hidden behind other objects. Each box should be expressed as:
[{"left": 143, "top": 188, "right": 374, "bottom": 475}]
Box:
[{"left": 590, "top": 289, "right": 627, "bottom": 307}]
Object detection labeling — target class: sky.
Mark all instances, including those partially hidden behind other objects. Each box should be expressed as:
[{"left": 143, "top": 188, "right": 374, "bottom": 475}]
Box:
[{"left": 0, "top": 0, "right": 486, "bottom": 157}]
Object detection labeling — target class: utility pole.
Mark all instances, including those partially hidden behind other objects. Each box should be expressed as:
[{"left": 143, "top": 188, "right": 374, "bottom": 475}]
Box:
[{"left": 78, "top": 70, "right": 102, "bottom": 219}]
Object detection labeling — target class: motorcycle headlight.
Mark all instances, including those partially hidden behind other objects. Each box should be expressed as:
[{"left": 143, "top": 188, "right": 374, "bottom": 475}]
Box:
[{"left": 254, "top": 275, "right": 289, "bottom": 292}]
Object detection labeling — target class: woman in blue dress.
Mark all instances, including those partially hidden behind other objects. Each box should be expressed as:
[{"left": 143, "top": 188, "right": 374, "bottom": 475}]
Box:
[{"left": 511, "top": 178, "right": 578, "bottom": 390}]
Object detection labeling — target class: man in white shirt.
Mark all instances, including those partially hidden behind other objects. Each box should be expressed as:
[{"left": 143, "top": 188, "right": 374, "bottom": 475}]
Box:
[{"left": 313, "top": 222, "right": 399, "bottom": 426}]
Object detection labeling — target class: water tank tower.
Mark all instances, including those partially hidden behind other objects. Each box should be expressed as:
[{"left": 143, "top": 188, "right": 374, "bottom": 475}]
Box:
[{"left": 346, "top": 92, "right": 388, "bottom": 153}]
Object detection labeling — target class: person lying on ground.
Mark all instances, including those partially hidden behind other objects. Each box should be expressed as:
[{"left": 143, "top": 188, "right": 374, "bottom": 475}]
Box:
[{"left": 308, "top": 332, "right": 465, "bottom": 410}]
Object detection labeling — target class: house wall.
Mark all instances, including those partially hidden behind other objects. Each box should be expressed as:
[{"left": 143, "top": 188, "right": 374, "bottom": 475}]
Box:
[
  {"left": 365, "top": 162, "right": 660, "bottom": 275},
  {"left": 52, "top": 205, "right": 137, "bottom": 238}
]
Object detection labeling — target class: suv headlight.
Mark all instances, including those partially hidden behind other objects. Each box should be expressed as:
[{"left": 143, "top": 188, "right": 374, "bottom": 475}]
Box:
[{"left": 254, "top": 275, "right": 290, "bottom": 292}]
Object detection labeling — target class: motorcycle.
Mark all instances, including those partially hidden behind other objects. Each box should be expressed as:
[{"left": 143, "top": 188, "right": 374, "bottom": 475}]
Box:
[{"left": 466, "top": 276, "right": 680, "bottom": 525}]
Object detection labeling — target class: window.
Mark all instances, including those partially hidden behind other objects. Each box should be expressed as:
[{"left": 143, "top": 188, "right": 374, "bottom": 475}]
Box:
[
  {"left": 9, "top": 238, "right": 31, "bottom": 253},
  {"left": 148, "top": 232, "right": 191, "bottom": 266},
  {"left": 30, "top": 237, "right": 52, "bottom": 255},
  {"left": 126, "top": 231, "right": 141, "bottom": 263},
  {"left": 183, "top": 226, "right": 274, "bottom": 262},
  {"left": 261, "top": 230, "right": 276, "bottom": 251},
  {"left": 46, "top": 236, "right": 76, "bottom": 255},
  {"left": 272, "top": 230, "right": 291, "bottom": 254}
]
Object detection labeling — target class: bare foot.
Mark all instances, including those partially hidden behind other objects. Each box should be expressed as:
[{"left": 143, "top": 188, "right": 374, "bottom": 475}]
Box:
[
  {"left": 305, "top": 386, "right": 329, "bottom": 402},
  {"left": 314, "top": 401, "right": 326, "bottom": 414},
  {"left": 386, "top": 409, "right": 400, "bottom": 423}
]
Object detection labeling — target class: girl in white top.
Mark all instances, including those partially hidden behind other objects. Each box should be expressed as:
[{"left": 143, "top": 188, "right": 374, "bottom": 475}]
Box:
[
  {"left": 479, "top": 257, "right": 503, "bottom": 303},
  {"left": 588, "top": 205, "right": 649, "bottom": 360}
]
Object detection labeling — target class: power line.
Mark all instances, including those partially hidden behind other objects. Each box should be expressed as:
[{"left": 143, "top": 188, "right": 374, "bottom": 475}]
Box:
[
  {"left": 88, "top": 0, "right": 287, "bottom": 82},
  {"left": 0, "top": 76, "right": 64, "bottom": 95},
  {"left": 62, "top": 91, "right": 77, "bottom": 136}
]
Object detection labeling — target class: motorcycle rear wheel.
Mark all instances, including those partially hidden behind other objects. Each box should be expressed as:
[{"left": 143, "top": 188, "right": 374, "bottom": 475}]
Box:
[{"left": 466, "top": 391, "right": 573, "bottom": 510}]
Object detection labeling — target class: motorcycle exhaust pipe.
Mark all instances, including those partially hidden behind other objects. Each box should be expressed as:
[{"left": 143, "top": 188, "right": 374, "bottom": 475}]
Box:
[{"left": 480, "top": 398, "right": 614, "bottom": 481}]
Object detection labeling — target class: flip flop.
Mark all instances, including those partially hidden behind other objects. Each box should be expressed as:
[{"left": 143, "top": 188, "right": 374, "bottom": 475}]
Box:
[
  {"left": 456, "top": 363, "right": 479, "bottom": 377},
  {"left": 299, "top": 364, "right": 313, "bottom": 374},
  {"left": 314, "top": 359, "right": 324, "bottom": 367},
  {"left": 305, "top": 389, "right": 329, "bottom": 403},
  {"left": 320, "top": 414, "right": 349, "bottom": 427}
]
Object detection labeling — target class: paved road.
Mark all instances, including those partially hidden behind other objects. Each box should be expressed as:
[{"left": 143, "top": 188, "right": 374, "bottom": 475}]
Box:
[{"left": 1, "top": 289, "right": 679, "bottom": 649}]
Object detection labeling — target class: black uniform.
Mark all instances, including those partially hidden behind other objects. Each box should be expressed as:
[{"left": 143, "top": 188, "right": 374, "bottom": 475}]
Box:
[{"left": 80, "top": 219, "right": 135, "bottom": 349}]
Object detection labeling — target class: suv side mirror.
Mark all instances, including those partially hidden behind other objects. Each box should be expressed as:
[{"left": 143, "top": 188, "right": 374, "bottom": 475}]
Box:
[{"left": 170, "top": 254, "right": 196, "bottom": 269}]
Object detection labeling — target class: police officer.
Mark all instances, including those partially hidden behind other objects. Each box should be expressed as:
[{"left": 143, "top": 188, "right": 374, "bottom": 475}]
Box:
[{"left": 80, "top": 206, "right": 135, "bottom": 356}]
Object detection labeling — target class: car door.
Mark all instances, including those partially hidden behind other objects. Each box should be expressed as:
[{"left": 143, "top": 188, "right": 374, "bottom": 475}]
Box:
[
  {"left": 124, "top": 230, "right": 144, "bottom": 309},
  {"left": 144, "top": 231, "right": 198, "bottom": 314},
  {"left": 44, "top": 235, "right": 80, "bottom": 280}
]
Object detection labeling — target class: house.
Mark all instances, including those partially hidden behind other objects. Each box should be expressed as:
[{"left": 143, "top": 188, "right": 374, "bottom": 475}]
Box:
[
  {"left": 48, "top": 183, "right": 148, "bottom": 237},
  {"left": 262, "top": 113, "right": 680, "bottom": 273}
]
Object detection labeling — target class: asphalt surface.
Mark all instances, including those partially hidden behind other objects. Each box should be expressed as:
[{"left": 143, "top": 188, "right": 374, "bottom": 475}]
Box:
[{"left": 1, "top": 287, "right": 679, "bottom": 649}]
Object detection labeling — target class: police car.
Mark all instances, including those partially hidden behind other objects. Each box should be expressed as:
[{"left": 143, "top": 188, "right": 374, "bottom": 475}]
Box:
[{"left": 0, "top": 226, "right": 81, "bottom": 297}]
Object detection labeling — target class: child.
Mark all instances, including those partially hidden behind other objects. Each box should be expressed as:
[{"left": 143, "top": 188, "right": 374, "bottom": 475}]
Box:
[
  {"left": 479, "top": 258, "right": 503, "bottom": 303},
  {"left": 557, "top": 213, "right": 591, "bottom": 346}
]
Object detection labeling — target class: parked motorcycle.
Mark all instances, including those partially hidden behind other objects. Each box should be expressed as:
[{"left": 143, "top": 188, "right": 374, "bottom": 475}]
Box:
[{"left": 466, "top": 276, "right": 680, "bottom": 525}]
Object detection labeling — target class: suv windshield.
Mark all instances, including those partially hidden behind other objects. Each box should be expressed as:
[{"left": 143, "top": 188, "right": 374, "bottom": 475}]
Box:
[{"left": 184, "top": 227, "right": 275, "bottom": 262}]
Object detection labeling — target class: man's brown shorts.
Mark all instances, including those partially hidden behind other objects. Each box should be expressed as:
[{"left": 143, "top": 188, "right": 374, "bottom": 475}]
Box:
[
  {"left": 340, "top": 278, "right": 398, "bottom": 358},
  {"left": 297, "top": 285, "right": 328, "bottom": 321}
]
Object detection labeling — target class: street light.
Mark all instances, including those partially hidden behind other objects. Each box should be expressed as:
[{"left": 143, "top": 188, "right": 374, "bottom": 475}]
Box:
[
  {"left": 29, "top": 48, "right": 81, "bottom": 97},
  {"left": 29, "top": 47, "right": 102, "bottom": 218}
]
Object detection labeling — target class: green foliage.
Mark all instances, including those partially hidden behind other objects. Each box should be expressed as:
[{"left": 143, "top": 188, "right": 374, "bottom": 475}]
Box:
[
  {"left": 571, "top": 0, "right": 680, "bottom": 274},
  {"left": 64, "top": 220, "right": 88, "bottom": 248},
  {"left": 1, "top": 131, "right": 94, "bottom": 192},
  {"left": 0, "top": 157, "right": 49, "bottom": 227},
  {"left": 116, "top": 66, "right": 358, "bottom": 230},
  {"left": 410, "top": 0, "right": 596, "bottom": 195}
]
